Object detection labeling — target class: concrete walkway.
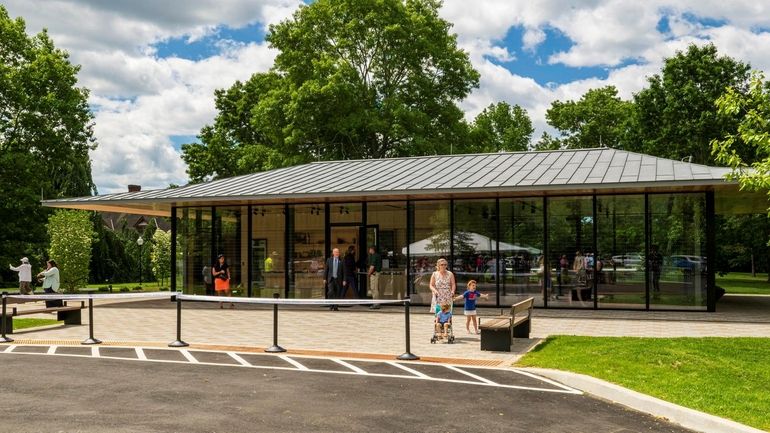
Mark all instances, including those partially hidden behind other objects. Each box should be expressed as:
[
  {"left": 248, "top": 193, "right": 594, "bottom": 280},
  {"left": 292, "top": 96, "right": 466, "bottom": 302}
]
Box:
[{"left": 6, "top": 294, "right": 768, "bottom": 365}]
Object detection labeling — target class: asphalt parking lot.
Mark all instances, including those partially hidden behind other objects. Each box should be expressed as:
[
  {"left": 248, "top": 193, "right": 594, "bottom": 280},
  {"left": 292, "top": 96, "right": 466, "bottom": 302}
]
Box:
[{"left": 0, "top": 345, "right": 695, "bottom": 433}]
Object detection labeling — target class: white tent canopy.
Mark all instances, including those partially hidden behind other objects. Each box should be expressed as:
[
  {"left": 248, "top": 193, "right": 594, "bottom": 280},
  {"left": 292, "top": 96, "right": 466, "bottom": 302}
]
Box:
[{"left": 402, "top": 231, "right": 540, "bottom": 256}]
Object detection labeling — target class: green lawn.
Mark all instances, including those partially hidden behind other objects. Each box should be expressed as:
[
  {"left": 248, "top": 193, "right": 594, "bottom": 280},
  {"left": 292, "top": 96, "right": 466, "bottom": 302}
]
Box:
[
  {"left": 717, "top": 272, "right": 770, "bottom": 295},
  {"left": 517, "top": 336, "right": 770, "bottom": 431},
  {"left": 13, "top": 318, "right": 61, "bottom": 330},
  {"left": 84, "top": 281, "right": 167, "bottom": 292}
]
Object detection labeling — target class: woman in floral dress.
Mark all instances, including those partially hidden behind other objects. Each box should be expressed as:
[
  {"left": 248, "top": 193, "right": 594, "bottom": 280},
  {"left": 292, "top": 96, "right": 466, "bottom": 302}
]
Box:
[{"left": 429, "top": 258, "right": 457, "bottom": 313}]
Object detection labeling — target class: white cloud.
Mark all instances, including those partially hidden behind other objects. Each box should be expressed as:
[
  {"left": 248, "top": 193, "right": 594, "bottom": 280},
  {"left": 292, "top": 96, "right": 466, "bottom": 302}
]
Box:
[{"left": 4, "top": 0, "right": 770, "bottom": 193}]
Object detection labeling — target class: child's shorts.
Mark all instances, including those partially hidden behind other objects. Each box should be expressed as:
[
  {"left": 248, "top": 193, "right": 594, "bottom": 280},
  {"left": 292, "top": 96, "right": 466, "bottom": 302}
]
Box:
[{"left": 464, "top": 309, "right": 477, "bottom": 316}]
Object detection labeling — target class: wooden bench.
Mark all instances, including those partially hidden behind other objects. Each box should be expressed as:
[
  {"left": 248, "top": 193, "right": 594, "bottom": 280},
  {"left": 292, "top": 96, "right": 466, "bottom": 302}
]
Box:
[
  {"left": 2, "top": 298, "right": 84, "bottom": 334},
  {"left": 479, "top": 297, "right": 534, "bottom": 352}
]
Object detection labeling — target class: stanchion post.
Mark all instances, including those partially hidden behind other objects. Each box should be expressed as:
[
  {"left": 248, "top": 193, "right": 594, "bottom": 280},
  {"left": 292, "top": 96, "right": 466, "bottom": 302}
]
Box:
[
  {"left": 1, "top": 292, "right": 14, "bottom": 343},
  {"left": 397, "top": 299, "right": 419, "bottom": 361},
  {"left": 168, "top": 294, "right": 189, "bottom": 347},
  {"left": 265, "top": 293, "right": 286, "bottom": 353},
  {"left": 81, "top": 297, "right": 102, "bottom": 345}
]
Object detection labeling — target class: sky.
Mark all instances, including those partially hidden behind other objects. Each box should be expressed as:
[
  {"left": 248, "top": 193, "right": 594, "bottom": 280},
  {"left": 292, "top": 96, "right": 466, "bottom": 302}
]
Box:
[{"left": 5, "top": 0, "right": 770, "bottom": 194}]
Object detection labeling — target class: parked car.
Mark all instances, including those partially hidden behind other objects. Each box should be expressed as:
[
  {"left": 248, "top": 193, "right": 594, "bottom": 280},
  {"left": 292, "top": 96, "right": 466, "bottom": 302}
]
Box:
[
  {"left": 669, "top": 255, "right": 705, "bottom": 270},
  {"left": 611, "top": 254, "right": 643, "bottom": 268}
]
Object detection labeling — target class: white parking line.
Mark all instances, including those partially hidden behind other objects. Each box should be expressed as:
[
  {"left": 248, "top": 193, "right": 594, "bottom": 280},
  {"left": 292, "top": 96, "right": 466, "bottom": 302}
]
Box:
[
  {"left": 444, "top": 365, "right": 498, "bottom": 385},
  {"left": 511, "top": 369, "right": 582, "bottom": 394},
  {"left": 91, "top": 347, "right": 99, "bottom": 357},
  {"left": 332, "top": 358, "right": 367, "bottom": 374},
  {"left": 386, "top": 361, "right": 430, "bottom": 379},
  {"left": 179, "top": 349, "right": 198, "bottom": 364},
  {"left": 135, "top": 348, "right": 147, "bottom": 360},
  {"left": 227, "top": 352, "right": 252, "bottom": 367},
  {"left": 47, "top": 346, "right": 57, "bottom": 355},
  {"left": 280, "top": 355, "right": 309, "bottom": 371},
  {"left": 3, "top": 345, "right": 15, "bottom": 353}
]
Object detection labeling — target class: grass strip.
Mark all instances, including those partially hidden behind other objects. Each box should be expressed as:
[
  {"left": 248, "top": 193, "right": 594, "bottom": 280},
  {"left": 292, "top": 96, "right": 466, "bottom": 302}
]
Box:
[{"left": 517, "top": 336, "right": 770, "bottom": 431}]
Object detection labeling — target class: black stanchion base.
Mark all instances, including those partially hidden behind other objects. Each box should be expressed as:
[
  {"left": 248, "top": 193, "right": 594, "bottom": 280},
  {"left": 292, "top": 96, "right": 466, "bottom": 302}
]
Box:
[
  {"left": 0, "top": 336, "right": 14, "bottom": 343},
  {"left": 168, "top": 340, "right": 189, "bottom": 348},
  {"left": 81, "top": 338, "right": 102, "bottom": 345},
  {"left": 396, "top": 352, "right": 419, "bottom": 361},
  {"left": 265, "top": 345, "right": 286, "bottom": 353}
]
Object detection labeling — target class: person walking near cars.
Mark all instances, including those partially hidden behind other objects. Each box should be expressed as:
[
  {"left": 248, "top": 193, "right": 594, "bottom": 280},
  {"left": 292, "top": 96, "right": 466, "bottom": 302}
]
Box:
[
  {"left": 367, "top": 246, "right": 382, "bottom": 309},
  {"left": 37, "top": 259, "right": 62, "bottom": 308},
  {"left": 9, "top": 257, "right": 33, "bottom": 295},
  {"left": 325, "top": 248, "right": 345, "bottom": 311},
  {"left": 649, "top": 245, "right": 663, "bottom": 298}
]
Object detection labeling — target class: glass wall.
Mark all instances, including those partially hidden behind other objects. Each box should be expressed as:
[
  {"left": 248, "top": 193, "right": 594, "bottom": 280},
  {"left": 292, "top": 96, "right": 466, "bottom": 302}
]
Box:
[
  {"left": 368, "top": 202, "right": 408, "bottom": 299},
  {"left": 453, "top": 200, "right": 498, "bottom": 306},
  {"left": 176, "top": 207, "right": 212, "bottom": 295},
  {"left": 214, "top": 206, "right": 246, "bottom": 297},
  {"left": 548, "top": 197, "right": 594, "bottom": 307},
  {"left": 649, "top": 193, "right": 707, "bottom": 310},
  {"left": 499, "top": 198, "right": 544, "bottom": 307},
  {"left": 289, "top": 205, "right": 326, "bottom": 298},
  {"left": 251, "top": 205, "right": 285, "bottom": 297},
  {"left": 409, "top": 201, "right": 450, "bottom": 303},
  {"left": 596, "top": 196, "right": 646, "bottom": 309}
]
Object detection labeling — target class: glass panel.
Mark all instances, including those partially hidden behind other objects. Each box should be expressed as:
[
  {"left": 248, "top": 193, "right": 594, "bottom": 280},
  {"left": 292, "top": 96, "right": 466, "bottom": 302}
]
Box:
[
  {"left": 251, "top": 205, "right": 285, "bottom": 297},
  {"left": 596, "top": 196, "right": 646, "bottom": 309},
  {"left": 176, "top": 207, "right": 212, "bottom": 295},
  {"left": 290, "top": 205, "right": 326, "bottom": 298},
  {"left": 409, "top": 201, "right": 450, "bottom": 304},
  {"left": 453, "top": 200, "right": 498, "bottom": 306},
  {"left": 649, "top": 193, "right": 707, "bottom": 310},
  {"left": 499, "top": 198, "right": 544, "bottom": 307},
  {"left": 368, "top": 202, "right": 408, "bottom": 300},
  {"left": 331, "top": 226, "right": 361, "bottom": 299},
  {"left": 214, "top": 207, "right": 246, "bottom": 297},
  {"left": 548, "top": 197, "right": 594, "bottom": 308}
]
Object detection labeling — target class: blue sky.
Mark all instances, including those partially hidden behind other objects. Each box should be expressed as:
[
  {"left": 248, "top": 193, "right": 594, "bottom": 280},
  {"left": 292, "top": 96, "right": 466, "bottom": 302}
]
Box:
[{"left": 5, "top": 0, "right": 770, "bottom": 193}]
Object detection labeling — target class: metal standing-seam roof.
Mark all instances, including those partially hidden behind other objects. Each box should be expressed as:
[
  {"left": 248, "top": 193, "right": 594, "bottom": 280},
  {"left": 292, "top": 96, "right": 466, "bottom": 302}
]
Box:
[{"left": 42, "top": 148, "right": 734, "bottom": 213}]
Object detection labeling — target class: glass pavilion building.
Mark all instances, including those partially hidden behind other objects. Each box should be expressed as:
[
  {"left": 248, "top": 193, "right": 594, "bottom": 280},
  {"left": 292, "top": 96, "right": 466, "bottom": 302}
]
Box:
[{"left": 44, "top": 148, "right": 753, "bottom": 312}]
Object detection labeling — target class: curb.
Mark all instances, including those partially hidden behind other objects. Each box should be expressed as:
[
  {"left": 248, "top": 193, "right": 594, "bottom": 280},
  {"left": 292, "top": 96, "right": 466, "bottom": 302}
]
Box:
[{"left": 521, "top": 367, "right": 765, "bottom": 433}]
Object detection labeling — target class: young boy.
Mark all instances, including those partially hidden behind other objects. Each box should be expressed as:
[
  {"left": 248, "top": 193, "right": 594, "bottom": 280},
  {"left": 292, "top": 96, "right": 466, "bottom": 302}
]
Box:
[
  {"left": 434, "top": 303, "right": 452, "bottom": 340},
  {"left": 454, "top": 280, "right": 488, "bottom": 334}
]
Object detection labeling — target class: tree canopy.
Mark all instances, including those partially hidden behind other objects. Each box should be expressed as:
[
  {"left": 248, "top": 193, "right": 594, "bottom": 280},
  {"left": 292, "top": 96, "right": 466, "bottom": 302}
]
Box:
[
  {"left": 182, "top": 0, "right": 479, "bottom": 182},
  {"left": 0, "top": 6, "right": 96, "bottom": 284},
  {"left": 468, "top": 102, "right": 534, "bottom": 153}
]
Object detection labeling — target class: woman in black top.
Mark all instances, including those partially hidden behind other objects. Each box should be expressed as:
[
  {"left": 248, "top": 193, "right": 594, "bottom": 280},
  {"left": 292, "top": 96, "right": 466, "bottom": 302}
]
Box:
[{"left": 212, "top": 254, "right": 234, "bottom": 308}]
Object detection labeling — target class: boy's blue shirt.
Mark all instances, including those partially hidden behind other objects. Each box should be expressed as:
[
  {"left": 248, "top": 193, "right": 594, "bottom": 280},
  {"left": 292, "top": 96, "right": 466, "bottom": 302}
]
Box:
[
  {"left": 463, "top": 290, "right": 481, "bottom": 310},
  {"left": 437, "top": 310, "right": 452, "bottom": 323}
]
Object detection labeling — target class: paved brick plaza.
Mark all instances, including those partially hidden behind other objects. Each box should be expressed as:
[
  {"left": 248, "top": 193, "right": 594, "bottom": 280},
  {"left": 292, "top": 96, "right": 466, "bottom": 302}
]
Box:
[{"left": 6, "top": 294, "right": 769, "bottom": 366}]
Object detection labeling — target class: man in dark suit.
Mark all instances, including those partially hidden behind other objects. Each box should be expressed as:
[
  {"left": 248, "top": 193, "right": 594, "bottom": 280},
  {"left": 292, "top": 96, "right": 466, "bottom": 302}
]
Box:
[{"left": 324, "top": 247, "right": 345, "bottom": 311}]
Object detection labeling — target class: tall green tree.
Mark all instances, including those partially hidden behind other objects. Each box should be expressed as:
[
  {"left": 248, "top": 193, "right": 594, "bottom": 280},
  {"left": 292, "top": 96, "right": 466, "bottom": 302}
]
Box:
[
  {"left": 182, "top": 0, "right": 479, "bottom": 182},
  {"left": 150, "top": 229, "right": 171, "bottom": 288},
  {"left": 632, "top": 44, "right": 750, "bottom": 164},
  {"left": 545, "top": 86, "right": 634, "bottom": 149},
  {"left": 47, "top": 210, "right": 95, "bottom": 292},
  {"left": 0, "top": 6, "right": 96, "bottom": 283},
  {"left": 468, "top": 102, "right": 533, "bottom": 152}
]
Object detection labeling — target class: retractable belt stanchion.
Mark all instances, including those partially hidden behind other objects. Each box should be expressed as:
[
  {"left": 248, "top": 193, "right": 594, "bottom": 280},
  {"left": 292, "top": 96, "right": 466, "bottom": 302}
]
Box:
[
  {"left": 396, "top": 298, "right": 419, "bottom": 361},
  {"left": 265, "top": 293, "right": 286, "bottom": 353},
  {"left": 81, "top": 297, "right": 101, "bottom": 345},
  {"left": 1, "top": 292, "right": 13, "bottom": 343},
  {"left": 168, "top": 294, "right": 189, "bottom": 347}
]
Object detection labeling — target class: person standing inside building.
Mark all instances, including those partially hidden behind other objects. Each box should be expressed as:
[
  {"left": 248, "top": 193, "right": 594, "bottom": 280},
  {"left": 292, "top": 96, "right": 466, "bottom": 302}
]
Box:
[
  {"left": 367, "top": 246, "right": 383, "bottom": 309},
  {"left": 325, "top": 248, "right": 344, "bottom": 311},
  {"left": 572, "top": 251, "right": 586, "bottom": 302},
  {"left": 10, "top": 257, "right": 33, "bottom": 295},
  {"left": 37, "top": 259, "right": 62, "bottom": 308},
  {"left": 342, "top": 246, "right": 357, "bottom": 299},
  {"left": 202, "top": 265, "right": 213, "bottom": 296},
  {"left": 649, "top": 245, "right": 663, "bottom": 299},
  {"left": 212, "top": 254, "right": 234, "bottom": 308}
]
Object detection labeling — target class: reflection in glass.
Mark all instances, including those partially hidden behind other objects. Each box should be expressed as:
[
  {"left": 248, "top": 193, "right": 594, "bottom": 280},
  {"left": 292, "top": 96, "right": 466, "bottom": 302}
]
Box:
[
  {"left": 548, "top": 197, "right": 594, "bottom": 308},
  {"left": 214, "top": 207, "right": 246, "bottom": 297},
  {"left": 499, "top": 199, "right": 544, "bottom": 306},
  {"left": 596, "top": 196, "right": 645, "bottom": 308},
  {"left": 408, "top": 201, "right": 450, "bottom": 304},
  {"left": 368, "top": 202, "right": 408, "bottom": 299},
  {"left": 649, "top": 194, "right": 707, "bottom": 310},
  {"left": 453, "top": 200, "right": 498, "bottom": 306},
  {"left": 176, "top": 207, "right": 212, "bottom": 295}
]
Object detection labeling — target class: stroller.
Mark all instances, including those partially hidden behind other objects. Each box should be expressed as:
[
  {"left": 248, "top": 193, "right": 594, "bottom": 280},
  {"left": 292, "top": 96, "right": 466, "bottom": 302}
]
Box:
[{"left": 430, "top": 303, "right": 455, "bottom": 344}]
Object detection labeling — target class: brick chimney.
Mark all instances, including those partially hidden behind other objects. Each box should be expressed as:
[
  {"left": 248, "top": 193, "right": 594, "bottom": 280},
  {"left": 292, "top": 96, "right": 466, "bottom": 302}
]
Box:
[{"left": 128, "top": 184, "right": 141, "bottom": 192}]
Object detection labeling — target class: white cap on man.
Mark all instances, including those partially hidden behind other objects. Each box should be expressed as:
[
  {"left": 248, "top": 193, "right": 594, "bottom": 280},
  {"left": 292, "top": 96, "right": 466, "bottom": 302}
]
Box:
[{"left": 21, "top": 257, "right": 29, "bottom": 264}]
